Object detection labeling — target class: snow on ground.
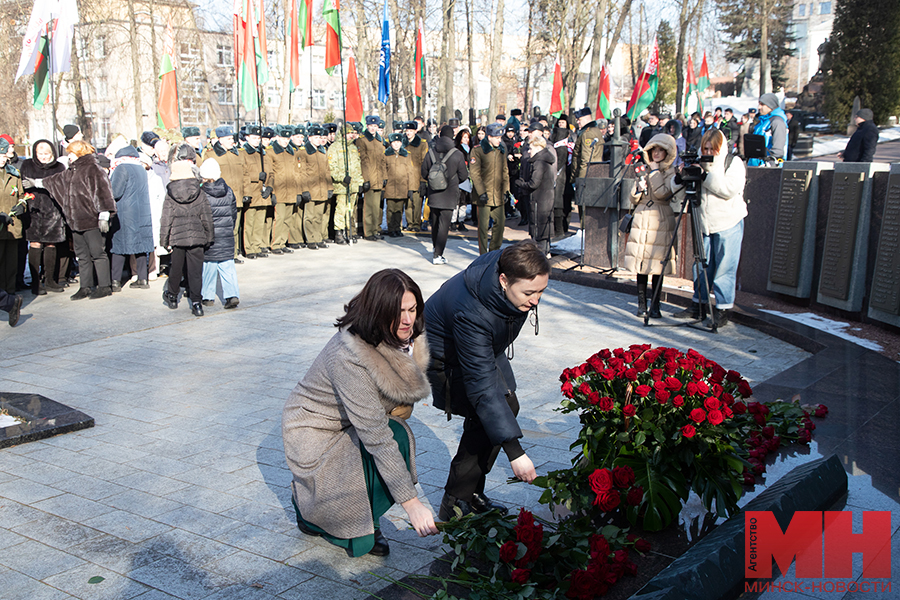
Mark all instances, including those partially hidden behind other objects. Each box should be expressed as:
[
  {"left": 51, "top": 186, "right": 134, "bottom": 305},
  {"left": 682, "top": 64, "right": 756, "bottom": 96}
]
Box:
[
  {"left": 551, "top": 230, "right": 583, "bottom": 254},
  {"left": 808, "top": 125, "right": 900, "bottom": 158},
  {"left": 761, "top": 310, "right": 883, "bottom": 352}
]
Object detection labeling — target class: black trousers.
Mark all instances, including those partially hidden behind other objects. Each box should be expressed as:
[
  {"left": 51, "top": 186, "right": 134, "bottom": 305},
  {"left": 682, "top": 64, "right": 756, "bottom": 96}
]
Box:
[
  {"left": 167, "top": 246, "right": 204, "bottom": 303},
  {"left": 430, "top": 207, "right": 453, "bottom": 257},
  {"left": 445, "top": 391, "right": 520, "bottom": 499},
  {"left": 111, "top": 253, "right": 148, "bottom": 283},
  {"left": 0, "top": 239, "right": 18, "bottom": 295},
  {"left": 530, "top": 194, "right": 554, "bottom": 254},
  {"left": 72, "top": 229, "right": 110, "bottom": 289}
]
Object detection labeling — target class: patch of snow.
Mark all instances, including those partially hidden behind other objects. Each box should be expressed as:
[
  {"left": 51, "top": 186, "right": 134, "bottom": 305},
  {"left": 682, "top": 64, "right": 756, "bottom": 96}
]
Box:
[
  {"left": 760, "top": 310, "right": 883, "bottom": 351},
  {"left": 0, "top": 413, "right": 24, "bottom": 428},
  {"left": 551, "top": 230, "right": 583, "bottom": 255}
]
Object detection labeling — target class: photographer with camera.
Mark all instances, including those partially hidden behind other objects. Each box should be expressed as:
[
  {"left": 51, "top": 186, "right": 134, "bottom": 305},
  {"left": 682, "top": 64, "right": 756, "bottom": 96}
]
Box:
[
  {"left": 624, "top": 134, "right": 681, "bottom": 318},
  {"left": 673, "top": 129, "right": 746, "bottom": 326}
]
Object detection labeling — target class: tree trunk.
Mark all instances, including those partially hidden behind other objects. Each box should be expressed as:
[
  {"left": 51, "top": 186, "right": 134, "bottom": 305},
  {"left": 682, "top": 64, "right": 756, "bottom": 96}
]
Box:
[
  {"left": 127, "top": 0, "right": 144, "bottom": 134},
  {"left": 605, "top": 0, "right": 632, "bottom": 65},
  {"left": 439, "top": 0, "right": 455, "bottom": 123},
  {"left": 69, "top": 31, "right": 91, "bottom": 141},
  {"left": 150, "top": 0, "right": 159, "bottom": 102},
  {"left": 674, "top": 0, "right": 691, "bottom": 114},
  {"left": 760, "top": 0, "right": 769, "bottom": 95},
  {"left": 488, "top": 0, "right": 504, "bottom": 119},
  {"left": 587, "top": 0, "right": 608, "bottom": 113}
]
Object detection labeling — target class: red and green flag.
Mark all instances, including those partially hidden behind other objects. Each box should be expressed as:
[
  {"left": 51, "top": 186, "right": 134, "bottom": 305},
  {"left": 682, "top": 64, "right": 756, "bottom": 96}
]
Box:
[
  {"left": 595, "top": 64, "right": 611, "bottom": 120},
  {"left": 414, "top": 19, "right": 425, "bottom": 100},
  {"left": 256, "top": 0, "right": 269, "bottom": 86},
  {"left": 323, "top": 0, "right": 342, "bottom": 75},
  {"left": 685, "top": 54, "right": 699, "bottom": 113},
  {"left": 698, "top": 51, "right": 710, "bottom": 92},
  {"left": 288, "top": 0, "right": 299, "bottom": 92},
  {"left": 346, "top": 48, "right": 363, "bottom": 122},
  {"left": 157, "top": 18, "right": 179, "bottom": 129},
  {"left": 625, "top": 36, "right": 658, "bottom": 120},
  {"left": 33, "top": 32, "right": 50, "bottom": 109},
  {"left": 235, "top": 0, "right": 259, "bottom": 111},
  {"left": 299, "top": 0, "right": 313, "bottom": 48},
  {"left": 549, "top": 57, "right": 565, "bottom": 118}
]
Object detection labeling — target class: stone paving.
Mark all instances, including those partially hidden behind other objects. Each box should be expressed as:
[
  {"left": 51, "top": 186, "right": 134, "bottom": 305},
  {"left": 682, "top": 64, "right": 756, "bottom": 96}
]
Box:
[{"left": 0, "top": 234, "right": 810, "bottom": 600}]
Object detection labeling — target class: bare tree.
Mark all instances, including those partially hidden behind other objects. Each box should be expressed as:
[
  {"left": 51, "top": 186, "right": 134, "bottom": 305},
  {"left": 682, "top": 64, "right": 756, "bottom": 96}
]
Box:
[
  {"left": 127, "top": 0, "right": 144, "bottom": 132},
  {"left": 438, "top": 0, "right": 455, "bottom": 122},
  {"left": 675, "top": 0, "right": 704, "bottom": 114}
]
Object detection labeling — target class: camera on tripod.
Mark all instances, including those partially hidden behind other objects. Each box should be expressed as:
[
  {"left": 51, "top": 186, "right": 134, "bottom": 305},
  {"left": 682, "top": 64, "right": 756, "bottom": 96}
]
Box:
[{"left": 677, "top": 149, "right": 713, "bottom": 205}]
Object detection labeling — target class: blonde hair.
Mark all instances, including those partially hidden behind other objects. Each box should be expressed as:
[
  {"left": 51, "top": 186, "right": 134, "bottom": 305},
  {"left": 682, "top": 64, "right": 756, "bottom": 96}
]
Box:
[
  {"left": 530, "top": 134, "right": 547, "bottom": 150},
  {"left": 700, "top": 129, "right": 725, "bottom": 155},
  {"left": 66, "top": 140, "right": 95, "bottom": 158}
]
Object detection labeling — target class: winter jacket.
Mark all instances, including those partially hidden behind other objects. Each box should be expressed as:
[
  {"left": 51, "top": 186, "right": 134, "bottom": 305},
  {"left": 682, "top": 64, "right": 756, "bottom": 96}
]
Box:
[
  {"left": 202, "top": 178, "right": 236, "bottom": 262},
  {"left": 356, "top": 131, "right": 386, "bottom": 189},
  {"left": 1, "top": 165, "right": 26, "bottom": 240},
  {"left": 109, "top": 146, "right": 154, "bottom": 255},
  {"left": 241, "top": 143, "right": 267, "bottom": 206},
  {"left": 625, "top": 134, "right": 680, "bottom": 275},
  {"left": 298, "top": 142, "right": 332, "bottom": 201},
  {"left": 421, "top": 136, "right": 468, "bottom": 210},
  {"left": 270, "top": 141, "right": 301, "bottom": 204},
  {"left": 159, "top": 169, "right": 213, "bottom": 248},
  {"left": 327, "top": 138, "right": 364, "bottom": 196},
  {"left": 519, "top": 146, "right": 556, "bottom": 208},
  {"left": 842, "top": 120, "right": 879, "bottom": 163},
  {"left": 203, "top": 143, "right": 243, "bottom": 200},
  {"left": 424, "top": 249, "right": 530, "bottom": 447},
  {"left": 20, "top": 139, "right": 66, "bottom": 244},
  {"left": 469, "top": 138, "right": 510, "bottom": 207},
  {"left": 282, "top": 329, "right": 430, "bottom": 540},
  {"left": 572, "top": 121, "right": 605, "bottom": 178},
  {"left": 383, "top": 147, "right": 417, "bottom": 199},
  {"left": 696, "top": 141, "right": 747, "bottom": 235},
  {"left": 404, "top": 134, "right": 428, "bottom": 184},
  {"left": 42, "top": 153, "right": 116, "bottom": 233}
]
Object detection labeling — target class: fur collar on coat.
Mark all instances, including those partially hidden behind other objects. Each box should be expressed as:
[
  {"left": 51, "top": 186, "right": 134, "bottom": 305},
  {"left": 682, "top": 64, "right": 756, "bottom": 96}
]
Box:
[
  {"left": 340, "top": 329, "right": 431, "bottom": 407},
  {"left": 640, "top": 133, "right": 678, "bottom": 171}
]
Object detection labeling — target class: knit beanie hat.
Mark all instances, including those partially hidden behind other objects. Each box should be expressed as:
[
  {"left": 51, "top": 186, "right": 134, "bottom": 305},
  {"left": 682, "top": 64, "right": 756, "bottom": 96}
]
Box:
[{"left": 199, "top": 158, "right": 221, "bottom": 181}]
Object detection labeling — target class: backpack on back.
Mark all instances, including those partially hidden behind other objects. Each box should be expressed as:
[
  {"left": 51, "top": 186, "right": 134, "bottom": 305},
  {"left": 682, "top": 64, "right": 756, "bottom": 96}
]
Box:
[{"left": 426, "top": 148, "right": 457, "bottom": 191}]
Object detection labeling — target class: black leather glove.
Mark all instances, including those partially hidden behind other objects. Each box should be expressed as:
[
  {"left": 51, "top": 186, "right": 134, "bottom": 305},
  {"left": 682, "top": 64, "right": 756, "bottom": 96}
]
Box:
[
  {"left": 419, "top": 182, "right": 426, "bottom": 198},
  {"left": 296, "top": 194, "right": 303, "bottom": 205},
  {"left": 242, "top": 196, "right": 252, "bottom": 205},
  {"left": 382, "top": 179, "right": 387, "bottom": 189},
  {"left": 478, "top": 193, "right": 489, "bottom": 205},
  {"left": 9, "top": 202, "right": 26, "bottom": 218},
  {"left": 407, "top": 190, "right": 415, "bottom": 200},
  {"left": 514, "top": 178, "right": 526, "bottom": 189},
  {"left": 258, "top": 171, "right": 267, "bottom": 183},
  {"left": 327, "top": 190, "right": 334, "bottom": 200},
  {"left": 358, "top": 185, "right": 366, "bottom": 195},
  {"left": 342, "top": 176, "right": 351, "bottom": 187},
  {"left": 270, "top": 193, "right": 277, "bottom": 205},
  {"left": 261, "top": 186, "right": 272, "bottom": 199},
  {"left": 301, "top": 191, "right": 311, "bottom": 203},
  {"left": 674, "top": 172, "right": 683, "bottom": 185},
  {"left": 362, "top": 181, "right": 371, "bottom": 193},
  {"left": 0, "top": 212, "right": 10, "bottom": 226}
]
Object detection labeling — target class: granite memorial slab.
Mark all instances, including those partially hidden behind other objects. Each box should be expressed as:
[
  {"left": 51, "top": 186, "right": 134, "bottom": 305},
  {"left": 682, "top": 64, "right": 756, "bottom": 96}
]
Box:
[
  {"left": 868, "top": 164, "right": 900, "bottom": 325},
  {"left": 0, "top": 392, "right": 94, "bottom": 448},
  {"left": 768, "top": 162, "right": 831, "bottom": 298},
  {"left": 816, "top": 162, "right": 890, "bottom": 312}
]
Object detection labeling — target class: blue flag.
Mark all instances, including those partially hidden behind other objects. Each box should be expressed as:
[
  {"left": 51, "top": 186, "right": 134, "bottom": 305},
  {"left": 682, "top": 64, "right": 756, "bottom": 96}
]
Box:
[{"left": 378, "top": 0, "right": 391, "bottom": 104}]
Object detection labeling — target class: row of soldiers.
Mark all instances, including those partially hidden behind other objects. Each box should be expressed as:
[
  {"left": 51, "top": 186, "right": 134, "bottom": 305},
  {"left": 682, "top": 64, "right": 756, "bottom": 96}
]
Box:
[{"left": 160, "top": 116, "right": 435, "bottom": 259}]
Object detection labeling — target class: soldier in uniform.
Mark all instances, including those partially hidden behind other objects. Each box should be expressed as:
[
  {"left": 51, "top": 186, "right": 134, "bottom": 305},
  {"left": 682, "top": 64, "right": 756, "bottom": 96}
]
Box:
[
  {"left": 322, "top": 122, "right": 340, "bottom": 242},
  {"left": 324, "top": 122, "right": 338, "bottom": 148},
  {"left": 182, "top": 126, "right": 203, "bottom": 156},
  {"left": 240, "top": 125, "right": 274, "bottom": 259},
  {"left": 572, "top": 107, "right": 604, "bottom": 180},
  {"left": 270, "top": 125, "right": 301, "bottom": 254},
  {"left": 469, "top": 123, "right": 510, "bottom": 254},
  {"left": 327, "top": 124, "right": 364, "bottom": 245},
  {"left": 202, "top": 126, "right": 244, "bottom": 262},
  {"left": 356, "top": 115, "right": 386, "bottom": 241},
  {"left": 403, "top": 121, "right": 427, "bottom": 232},
  {"left": 286, "top": 125, "right": 307, "bottom": 249},
  {"left": 383, "top": 133, "right": 417, "bottom": 238},
  {"left": 298, "top": 125, "right": 332, "bottom": 250}
]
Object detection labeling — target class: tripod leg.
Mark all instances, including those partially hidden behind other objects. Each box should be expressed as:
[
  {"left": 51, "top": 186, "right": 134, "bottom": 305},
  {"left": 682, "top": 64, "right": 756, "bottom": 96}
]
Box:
[{"left": 690, "top": 209, "right": 717, "bottom": 331}]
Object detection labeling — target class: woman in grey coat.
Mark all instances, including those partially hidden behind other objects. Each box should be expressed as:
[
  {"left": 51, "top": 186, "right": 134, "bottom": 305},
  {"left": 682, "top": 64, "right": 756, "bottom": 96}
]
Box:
[{"left": 282, "top": 269, "right": 439, "bottom": 557}]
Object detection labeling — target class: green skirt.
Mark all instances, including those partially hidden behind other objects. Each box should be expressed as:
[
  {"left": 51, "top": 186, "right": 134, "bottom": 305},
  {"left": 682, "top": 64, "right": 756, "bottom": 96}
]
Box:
[{"left": 292, "top": 419, "right": 412, "bottom": 557}]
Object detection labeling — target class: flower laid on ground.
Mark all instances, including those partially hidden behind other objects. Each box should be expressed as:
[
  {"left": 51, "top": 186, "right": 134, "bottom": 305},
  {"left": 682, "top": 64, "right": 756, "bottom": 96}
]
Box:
[{"left": 538, "top": 345, "right": 828, "bottom": 531}]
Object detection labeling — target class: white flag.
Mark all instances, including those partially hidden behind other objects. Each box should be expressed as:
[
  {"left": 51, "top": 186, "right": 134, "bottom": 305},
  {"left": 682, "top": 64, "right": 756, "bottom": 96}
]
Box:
[
  {"left": 15, "top": 0, "right": 55, "bottom": 82},
  {"left": 51, "top": 0, "right": 78, "bottom": 74}
]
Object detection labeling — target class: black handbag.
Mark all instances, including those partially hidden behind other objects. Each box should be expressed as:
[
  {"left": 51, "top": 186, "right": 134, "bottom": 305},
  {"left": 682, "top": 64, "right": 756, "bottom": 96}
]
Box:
[{"left": 619, "top": 212, "right": 634, "bottom": 233}]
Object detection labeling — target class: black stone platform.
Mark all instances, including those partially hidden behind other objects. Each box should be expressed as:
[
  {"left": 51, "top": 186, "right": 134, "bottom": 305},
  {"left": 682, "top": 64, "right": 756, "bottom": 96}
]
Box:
[{"left": 0, "top": 392, "right": 94, "bottom": 448}]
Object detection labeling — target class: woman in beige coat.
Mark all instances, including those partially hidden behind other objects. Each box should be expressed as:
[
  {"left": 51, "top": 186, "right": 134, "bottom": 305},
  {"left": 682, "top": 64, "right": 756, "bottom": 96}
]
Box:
[
  {"left": 282, "top": 269, "right": 438, "bottom": 557},
  {"left": 624, "top": 133, "right": 680, "bottom": 318}
]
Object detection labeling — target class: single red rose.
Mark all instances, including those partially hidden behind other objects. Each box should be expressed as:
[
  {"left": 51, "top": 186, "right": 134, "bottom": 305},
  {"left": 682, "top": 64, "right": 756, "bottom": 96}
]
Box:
[
  {"left": 738, "top": 380, "right": 753, "bottom": 398},
  {"left": 690, "top": 408, "right": 706, "bottom": 423},
  {"left": 588, "top": 391, "right": 600, "bottom": 405},
  {"left": 600, "top": 368, "right": 616, "bottom": 380},
  {"left": 566, "top": 569, "right": 595, "bottom": 600},
  {"left": 799, "top": 429, "right": 812, "bottom": 443},
  {"left": 633, "top": 359, "right": 648, "bottom": 371},
  {"left": 500, "top": 540, "right": 518, "bottom": 562},
  {"left": 594, "top": 489, "right": 621, "bottom": 512},
  {"left": 682, "top": 424, "right": 696, "bottom": 438},
  {"left": 805, "top": 419, "right": 816, "bottom": 431},
  {"left": 656, "top": 390, "right": 670, "bottom": 404},
  {"left": 561, "top": 381, "right": 575, "bottom": 398},
  {"left": 722, "top": 392, "right": 735, "bottom": 405},
  {"left": 691, "top": 368, "right": 704, "bottom": 381},
  {"left": 664, "top": 361, "right": 678, "bottom": 375},
  {"left": 634, "top": 385, "right": 651, "bottom": 398},
  {"left": 627, "top": 485, "right": 644, "bottom": 506},
  {"left": 732, "top": 401, "right": 747, "bottom": 414},
  {"left": 686, "top": 381, "right": 699, "bottom": 396},
  {"left": 635, "top": 538, "right": 652, "bottom": 553},
  {"left": 624, "top": 368, "right": 638, "bottom": 381},
  {"left": 613, "top": 549, "right": 628, "bottom": 564},
  {"left": 672, "top": 395, "right": 685, "bottom": 407},
  {"left": 517, "top": 508, "right": 534, "bottom": 528},
  {"left": 704, "top": 397, "right": 721, "bottom": 411},
  {"left": 723, "top": 406, "right": 733, "bottom": 418},
  {"left": 587, "top": 355, "right": 605, "bottom": 372},
  {"left": 815, "top": 404, "right": 829, "bottom": 417},
  {"left": 622, "top": 403, "right": 637, "bottom": 417},
  {"left": 650, "top": 368, "right": 663, "bottom": 381},
  {"left": 696, "top": 381, "right": 710, "bottom": 394},
  {"left": 590, "top": 534, "right": 611, "bottom": 558},
  {"left": 726, "top": 369, "right": 742, "bottom": 383},
  {"left": 622, "top": 351, "right": 634, "bottom": 363},
  {"left": 748, "top": 401, "right": 762, "bottom": 414},
  {"left": 511, "top": 568, "right": 531, "bottom": 584},
  {"left": 710, "top": 365, "right": 727, "bottom": 383},
  {"left": 653, "top": 380, "right": 668, "bottom": 393},
  {"left": 665, "top": 377, "right": 682, "bottom": 391},
  {"left": 578, "top": 382, "right": 592, "bottom": 396},
  {"left": 710, "top": 383, "right": 723, "bottom": 398},
  {"left": 753, "top": 413, "right": 766, "bottom": 426},
  {"left": 753, "top": 462, "right": 766, "bottom": 475},
  {"left": 599, "top": 349, "right": 612, "bottom": 359},
  {"left": 612, "top": 465, "right": 635, "bottom": 488},
  {"left": 589, "top": 468, "right": 614, "bottom": 493},
  {"left": 707, "top": 409, "right": 724, "bottom": 425},
  {"left": 560, "top": 368, "right": 571, "bottom": 382},
  {"left": 762, "top": 426, "right": 775, "bottom": 439},
  {"left": 597, "top": 396, "right": 614, "bottom": 411}
]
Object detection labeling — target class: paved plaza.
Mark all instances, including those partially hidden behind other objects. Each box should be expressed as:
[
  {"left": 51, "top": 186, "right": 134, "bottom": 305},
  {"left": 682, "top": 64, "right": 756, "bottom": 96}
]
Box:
[{"left": 0, "top": 234, "right": 817, "bottom": 599}]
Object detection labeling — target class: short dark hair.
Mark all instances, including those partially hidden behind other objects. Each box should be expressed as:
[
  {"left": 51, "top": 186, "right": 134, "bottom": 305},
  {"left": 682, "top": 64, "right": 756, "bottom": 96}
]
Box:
[
  {"left": 498, "top": 241, "right": 551, "bottom": 284},
  {"left": 335, "top": 269, "right": 424, "bottom": 348}
]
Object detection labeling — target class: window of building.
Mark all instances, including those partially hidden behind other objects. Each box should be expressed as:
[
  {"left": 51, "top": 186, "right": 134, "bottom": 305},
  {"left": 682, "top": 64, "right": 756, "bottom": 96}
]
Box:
[
  {"left": 216, "top": 45, "right": 232, "bottom": 67},
  {"left": 214, "top": 82, "right": 234, "bottom": 105},
  {"left": 312, "top": 89, "right": 326, "bottom": 109},
  {"left": 94, "top": 35, "right": 107, "bottom": 59},
  {"left": 798, "top": 4, "right": 806, "bottom": 16},
  {"left": 819, "top": 1, "right": 831, "bottom": 14},
  {"left": 180, "top": 43, "right": 200, "bottom": 62}
]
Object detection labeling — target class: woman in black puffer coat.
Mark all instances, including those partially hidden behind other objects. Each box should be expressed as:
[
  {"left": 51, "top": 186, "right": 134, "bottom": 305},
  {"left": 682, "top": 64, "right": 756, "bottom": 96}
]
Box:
[
  {"left": 515, "top": 133, "right": 557, "bottom": 255},
  {"left": 159, "top": 144, "right": 213, "bottom": 316},
  {"left": 421, "top": 126, "right": 468, "bottom": 265},
  {"left": 20, "top": 139, "right": 66, "bottom": 294},
  {"left": 198, "top": 158, "right": 239, "bottom": 309}
]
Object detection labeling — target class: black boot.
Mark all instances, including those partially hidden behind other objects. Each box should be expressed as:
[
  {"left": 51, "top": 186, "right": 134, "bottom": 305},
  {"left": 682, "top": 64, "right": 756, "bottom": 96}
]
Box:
[
  {"left": 635, "top": 277, "right": 648, "bottom": 317},
  {"left": 28, "top": 247, "right": 45, "bottom": 295},
  {"left": 673, "top": 302, "right": 707, "bottom": 320},
  {"left": 162, "top": 289, "right": 179, "bottom": 309},
  {"left": 648, "top": 275, "right": 662, "bottom": 318},
  {"left": 42, "top": 246, "right": 63, "bottom": 292}
]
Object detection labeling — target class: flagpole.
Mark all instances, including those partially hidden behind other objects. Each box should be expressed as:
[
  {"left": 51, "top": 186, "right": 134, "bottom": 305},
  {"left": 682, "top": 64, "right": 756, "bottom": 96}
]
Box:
[
  {"left": 309, "top": 47, "right": 313, "bottom": 119},
  {"left": 46, "top": 22, "right": 59, "bottom": 147},
  {"left": 339, "top": 50, "right": 350, "bottom": 248},
  {"left": 175, "top": 60, "right": 183, "bottom": 131}
]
